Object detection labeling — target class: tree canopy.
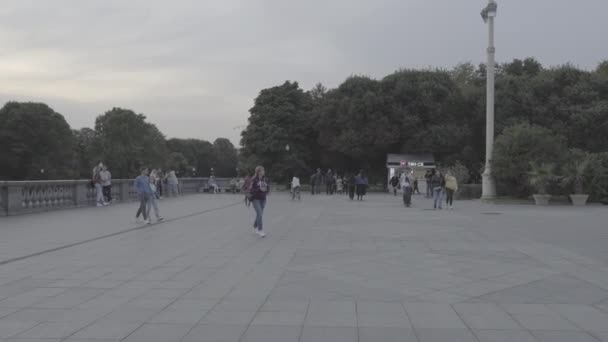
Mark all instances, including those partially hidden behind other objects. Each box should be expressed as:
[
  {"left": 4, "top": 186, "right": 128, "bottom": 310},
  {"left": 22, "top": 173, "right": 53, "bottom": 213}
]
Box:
[
  {"left": 0, "top": 102, "right": 76, "bottom": 180},
  {"left": 240, "top": 58, "right": 608, "bottom": 192},
  {"left": 0, "top": 104, "right": 238, "bottom": 180}
]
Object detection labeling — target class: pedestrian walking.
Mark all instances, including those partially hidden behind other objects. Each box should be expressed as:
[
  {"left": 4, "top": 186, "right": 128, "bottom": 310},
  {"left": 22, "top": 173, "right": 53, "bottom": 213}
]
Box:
[
  {"left": 355, "top": 170, "right": 368, "bottom": 201},
  {"left": 156, "top": 169, "right": 164, "bottom": 199},
  {"left": 389, "top": 174, "right": 400, "bottom": 196},
  {"left": 425, "top": 170, "right": 433, "bottom": 198},
  {"left": 326, "top": 169, "right": 334, "bottom": 195},
  {"left": 243, "top": 174, "right": 252, "bottom": 207},
  {"left": 431, "top": 170, "right": 445, "bottom": 210},
  {"left": 347, "top": 174, "right": 356, "bottom": 200},
  {"left": 134, "top": 167, "right": 152, "bottom": 224},
  {"left": 99, "top": 165, "right": 112, "bottom": 203},
  {"left": 413, "top": 178, "right": 420, "bottom": 194},
  {"left": 401, "top": 171, "right": 413, "bottom": 207},
  {"left": 311, "top": 169, "right": 322, "bottom": 195},
  {"left": 336, "top": 175, "right": 344, "bottom": 194},
  {"left": 165, "top": 170, "right": 179, "bottom": 197},
  {"left": 92, "top": 162, "right": 107, "bottom": 207},
  {"left": 445, "top": 172, "right": 458, "bottom": 210},
  {"left": 209, "top": 175, "right": 219, "bottom": 194},
  {"left": 147, "top": 170, "right": 164, "bottom": 222},
  {"left": 250, "top": 166, "right": 269, "bottom": 237},
  {"left": 291, "top": 174, "right": 301, "bottom": 200}
]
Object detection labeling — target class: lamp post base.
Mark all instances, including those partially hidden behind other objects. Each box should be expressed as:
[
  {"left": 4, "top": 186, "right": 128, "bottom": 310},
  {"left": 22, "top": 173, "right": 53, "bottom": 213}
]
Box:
[{"left": 481, "top": 171, "right": 496, "bottom": 201}]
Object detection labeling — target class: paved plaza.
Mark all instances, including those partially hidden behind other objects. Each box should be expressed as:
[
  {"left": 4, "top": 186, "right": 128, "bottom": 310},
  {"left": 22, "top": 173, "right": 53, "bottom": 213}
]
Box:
[{"left": 0, "top": 193, "right": 607, "bottom": 341}]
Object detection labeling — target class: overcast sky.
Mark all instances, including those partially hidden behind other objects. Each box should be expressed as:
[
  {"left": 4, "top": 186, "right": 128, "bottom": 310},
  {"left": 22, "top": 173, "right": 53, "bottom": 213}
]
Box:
[{"left": 1, "top": 0, "right": 606, "bottom": 144}]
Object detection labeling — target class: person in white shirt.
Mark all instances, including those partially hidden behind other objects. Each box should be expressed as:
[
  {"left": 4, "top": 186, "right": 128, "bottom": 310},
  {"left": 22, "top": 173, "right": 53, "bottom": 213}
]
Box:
[
  {"left": 99, "top": 166, "right": 112, "bottom": 203},
  {"left": 400, "top": 171, "right": 413, "bottom": 207},
  {"left": 291, "top": 175, "right": 301, "bottom": 200},
  {"left": 164, "top": 170, "right": 179, "bottom": 197}
]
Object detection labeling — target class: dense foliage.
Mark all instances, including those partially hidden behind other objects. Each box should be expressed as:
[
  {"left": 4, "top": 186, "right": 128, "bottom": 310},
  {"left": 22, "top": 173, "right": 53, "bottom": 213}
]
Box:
[
  {"left": 240, "top": 58, "right": 608, "bottom": 199},
  {"left": 0, "top": 104, "right": 237, "bottom": 180},
  {"left": 0, "top": 102, "right": 77, "bottom": 180}
]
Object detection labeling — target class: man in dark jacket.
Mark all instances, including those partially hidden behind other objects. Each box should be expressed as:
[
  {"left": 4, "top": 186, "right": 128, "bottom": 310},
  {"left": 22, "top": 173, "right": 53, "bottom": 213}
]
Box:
[{"left": 389, "top": 174, "right": 400, "bottom": 196}]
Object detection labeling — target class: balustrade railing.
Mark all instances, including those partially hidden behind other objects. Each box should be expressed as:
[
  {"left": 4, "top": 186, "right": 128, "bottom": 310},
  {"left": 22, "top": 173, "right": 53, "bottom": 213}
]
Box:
[{"left": 0, "top": 177, "right": 234, "bottom": 216}]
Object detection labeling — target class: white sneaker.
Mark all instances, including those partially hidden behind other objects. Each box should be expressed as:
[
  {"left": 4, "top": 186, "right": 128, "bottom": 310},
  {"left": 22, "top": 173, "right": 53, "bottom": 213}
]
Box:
[
  {"left": 147, "top": 220, "right": 152, "bottom": 225},
  {"left": 157, "top": 217, "right": 164, "bottom": 222},
  {"left": 450, "top": 206, "right": 454, "bottom": 210},
  {"left": 96, "top": 203, "right": 103, "bottom": 207},
  {"left": 257, "top": 230, "right": 266, "bottom": 238},
  {"left": 135, "top": 217, "right": 143, "bottom": 224}
]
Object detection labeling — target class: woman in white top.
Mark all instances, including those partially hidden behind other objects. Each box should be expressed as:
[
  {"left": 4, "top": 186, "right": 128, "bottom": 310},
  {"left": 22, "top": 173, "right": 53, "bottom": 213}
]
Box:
[
  {"left": 291, "top": 175, "right": 301, "bottom": 200},
  {"left": 165, "top": 171, "right": 179, "bottom": 197},
  {"left": 400, "top": 171, "right": 413, "bottom": 207}
]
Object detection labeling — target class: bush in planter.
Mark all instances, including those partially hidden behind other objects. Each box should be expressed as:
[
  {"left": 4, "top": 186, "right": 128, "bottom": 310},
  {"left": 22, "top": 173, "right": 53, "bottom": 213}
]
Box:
[
  {"left": 559, "top": 150, "right": 593, "bottom": 205},
  {"left": 493, "top": 124, "right": 566, "bottom": 197},
  {"left": 528, "top": 162, "right": 556, "bottom": 195},
  {"left": 528, "top": 162, "right": 558, "bottom": 205}
]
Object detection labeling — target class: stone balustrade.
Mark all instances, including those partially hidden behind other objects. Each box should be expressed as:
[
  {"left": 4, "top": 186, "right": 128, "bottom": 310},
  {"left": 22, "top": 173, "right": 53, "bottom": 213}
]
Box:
[{"left": 0, "top": 177, "right": 234, "bottom": 216}]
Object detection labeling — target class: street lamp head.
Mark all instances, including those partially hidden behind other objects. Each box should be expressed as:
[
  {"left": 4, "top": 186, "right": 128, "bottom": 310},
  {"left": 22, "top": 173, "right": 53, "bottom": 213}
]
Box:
[
  {"left": 285, "top": 144, "right": 290, "bottom": 152},
  {"left": 481, "top": 1, "right": 497, "bottom": 22}
]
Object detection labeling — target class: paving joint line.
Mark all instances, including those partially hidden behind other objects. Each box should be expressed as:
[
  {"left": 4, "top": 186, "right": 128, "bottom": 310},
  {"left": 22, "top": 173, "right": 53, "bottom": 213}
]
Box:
[{"left": 0, "top": 201, "right": 242, "bottom": 268}]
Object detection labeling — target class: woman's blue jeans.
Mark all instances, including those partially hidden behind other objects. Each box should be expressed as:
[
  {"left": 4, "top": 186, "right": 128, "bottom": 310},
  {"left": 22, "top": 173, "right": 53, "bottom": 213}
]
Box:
[{"left": 252, "top": 199, "right": 266, "bottom": 231}]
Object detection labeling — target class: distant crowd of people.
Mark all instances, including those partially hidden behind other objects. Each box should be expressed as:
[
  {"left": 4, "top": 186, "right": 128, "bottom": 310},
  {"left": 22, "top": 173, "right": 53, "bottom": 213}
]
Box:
[
  {"left": 307, "top": 168, "right": 370, "bottom": 201},
  {"left": 91, "top": 162, "right": 181, "bottom": 224},
  {"left": 90, "top": 162, "right": 460, "bottom": 235},
  {"left": 389, "top": 169, "right": 459, "bottom": 210}
]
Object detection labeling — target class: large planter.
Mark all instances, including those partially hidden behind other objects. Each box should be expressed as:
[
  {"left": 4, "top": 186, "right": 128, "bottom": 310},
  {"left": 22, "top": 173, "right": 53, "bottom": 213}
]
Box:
[
  {"left": 533, "top": 194, "right": 551, "bottom": 206},
  {"left": 569, "top": 194, "right": 589, "bottom": 207}
]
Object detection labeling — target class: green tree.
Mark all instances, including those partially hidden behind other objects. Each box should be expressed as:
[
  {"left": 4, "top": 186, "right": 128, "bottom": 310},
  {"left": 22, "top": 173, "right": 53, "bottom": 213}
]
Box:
[
  {"left": 212, "top": 138, "right": 238, "bottom": 177},
  {"left": 492, "top": 124, "right": 566, "bottom": 196},
  {"left": 167, "top": 151, "right": 190, "bottom": 176},
  {"left": 596, "top": 60, "right": 608, "bottom": 78},
  {"left": 166, "top": 138, "right": 216, "bottom": 176},
  {"left": 73, "top": 127, "right": 97, "bottom": 178},
  {"left": 0, "top": 102, "right": 76, "bottom": 180},
  {"left": 240, "top": 81, "right": 316, "bottom": 181},
  {"left": 93, "top": 108, "right": 169, "bottom": 178}
]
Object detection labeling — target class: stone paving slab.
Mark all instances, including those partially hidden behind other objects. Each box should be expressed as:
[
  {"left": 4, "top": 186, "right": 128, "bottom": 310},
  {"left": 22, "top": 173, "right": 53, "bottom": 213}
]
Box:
[{"left": 0, "top": 193, "right": 606, "bottom": 341}]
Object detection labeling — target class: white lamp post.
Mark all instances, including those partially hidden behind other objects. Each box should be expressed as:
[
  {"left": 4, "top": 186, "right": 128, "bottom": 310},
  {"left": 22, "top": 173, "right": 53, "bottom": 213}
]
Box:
[{"left": 481, "top": 0, "right": 497, "bottom": 200}]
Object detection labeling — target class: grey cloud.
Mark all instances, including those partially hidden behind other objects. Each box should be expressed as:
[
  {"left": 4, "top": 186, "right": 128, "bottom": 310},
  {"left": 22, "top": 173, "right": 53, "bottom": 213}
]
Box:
[{"left": 1, "top": 0, "right": 607, "bottom": 144}]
